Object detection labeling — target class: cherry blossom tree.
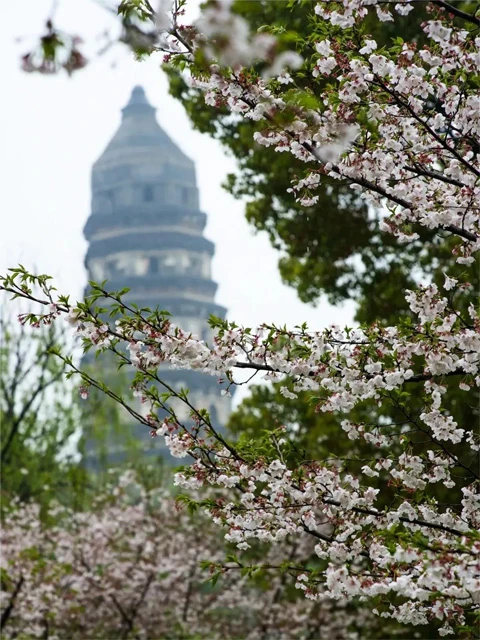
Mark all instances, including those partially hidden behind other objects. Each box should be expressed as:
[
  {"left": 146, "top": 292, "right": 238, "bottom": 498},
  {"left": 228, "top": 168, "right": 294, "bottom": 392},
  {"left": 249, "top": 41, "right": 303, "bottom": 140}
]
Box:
[
  {"left": 2, "top": 0, "right": 479, "bottom": 637},
  {"left": 2, "top": 471, "right": 389, "bottom": 640}
]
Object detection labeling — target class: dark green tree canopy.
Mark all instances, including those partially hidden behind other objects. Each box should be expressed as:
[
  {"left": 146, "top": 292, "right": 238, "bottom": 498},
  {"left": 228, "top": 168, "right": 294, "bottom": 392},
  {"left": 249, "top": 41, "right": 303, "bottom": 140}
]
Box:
[{"left": 166, "top": 0, "right": 477, "bottom": 324}]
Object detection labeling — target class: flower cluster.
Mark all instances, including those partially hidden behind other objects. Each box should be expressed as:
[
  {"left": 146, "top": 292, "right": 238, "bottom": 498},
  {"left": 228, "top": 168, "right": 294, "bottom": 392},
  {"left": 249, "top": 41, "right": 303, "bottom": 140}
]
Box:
[
  {"left": 189, "top": 0, "right": 479, "bottom": 259},
  {"left": 174, "top": 449, "right": 479, "bottom": 636}
]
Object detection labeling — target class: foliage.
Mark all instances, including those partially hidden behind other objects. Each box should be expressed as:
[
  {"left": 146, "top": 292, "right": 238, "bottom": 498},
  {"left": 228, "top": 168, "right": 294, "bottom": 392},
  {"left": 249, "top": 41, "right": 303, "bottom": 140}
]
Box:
[{"left": 0, "top": 309, "right": 87, "bottom": 512}]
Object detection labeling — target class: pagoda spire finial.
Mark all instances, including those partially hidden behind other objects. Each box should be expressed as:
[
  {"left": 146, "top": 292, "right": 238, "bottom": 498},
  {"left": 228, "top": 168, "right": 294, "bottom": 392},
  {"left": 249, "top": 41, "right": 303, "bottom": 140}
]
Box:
[
  {"left": 129, "top": 85, "right": 147, "bottom": 104},
  {"left": 122, "top": 85, "right": 154, "bottom": 116}
]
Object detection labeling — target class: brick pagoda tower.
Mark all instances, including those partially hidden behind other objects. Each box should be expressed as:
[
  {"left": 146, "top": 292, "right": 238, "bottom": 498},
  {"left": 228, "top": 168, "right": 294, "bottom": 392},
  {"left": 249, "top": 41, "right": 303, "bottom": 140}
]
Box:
[{"left": 82, "top": 86, "right": 231, "bottom": 461}]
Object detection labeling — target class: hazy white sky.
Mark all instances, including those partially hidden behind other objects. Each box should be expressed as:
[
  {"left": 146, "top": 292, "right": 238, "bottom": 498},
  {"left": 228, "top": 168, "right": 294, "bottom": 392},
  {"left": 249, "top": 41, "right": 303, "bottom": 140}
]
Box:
[{"left": 1, "top": 1, "right": 355, "bottom": 402}]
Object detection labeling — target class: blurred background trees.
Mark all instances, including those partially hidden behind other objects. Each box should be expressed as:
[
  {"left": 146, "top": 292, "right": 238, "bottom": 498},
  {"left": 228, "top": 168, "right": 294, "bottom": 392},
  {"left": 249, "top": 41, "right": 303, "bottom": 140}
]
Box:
[{"left": 0, "top": 309, "right": 87, "bottom": 511}]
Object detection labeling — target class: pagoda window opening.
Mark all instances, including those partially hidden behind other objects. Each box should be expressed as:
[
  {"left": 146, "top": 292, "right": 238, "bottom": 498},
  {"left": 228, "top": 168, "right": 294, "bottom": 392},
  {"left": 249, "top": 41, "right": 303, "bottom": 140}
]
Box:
[
  {"left": 143, "top": 185, "right": 154, "bottom": 202},
  {"left": 106, "top": 260, "right": 117, "bottom": 277},
  {"left": 149, "top": 257, "right": 159, "bottom": 274},
  {"left": 181, "top": 187, "right": 189, "bottom": 205},
  {"left": 190, "top": 255, "right": 202, "bottom": 275}
]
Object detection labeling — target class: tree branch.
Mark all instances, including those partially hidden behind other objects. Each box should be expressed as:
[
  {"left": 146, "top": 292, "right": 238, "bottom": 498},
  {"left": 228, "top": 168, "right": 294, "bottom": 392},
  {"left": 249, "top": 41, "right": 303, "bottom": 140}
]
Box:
[
  {"left": 0, "top": 575, "right": 24, "bottom": 630},
  {"left": 431, "top": 1, "right": 480, "bottom": 27}
]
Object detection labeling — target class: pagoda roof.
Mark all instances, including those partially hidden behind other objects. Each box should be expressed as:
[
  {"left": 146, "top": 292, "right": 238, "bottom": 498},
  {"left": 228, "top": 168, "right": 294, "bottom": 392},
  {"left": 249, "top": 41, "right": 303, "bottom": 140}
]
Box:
[{"left": 93, "top": 85, "right": 194, "bottom": 171}]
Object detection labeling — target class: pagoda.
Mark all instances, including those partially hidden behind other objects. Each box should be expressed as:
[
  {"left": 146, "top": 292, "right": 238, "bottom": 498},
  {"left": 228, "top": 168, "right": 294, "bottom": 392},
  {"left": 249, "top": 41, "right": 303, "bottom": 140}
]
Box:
[{"left": 82, "top": 86, "right": 231, "bottom": 459}]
